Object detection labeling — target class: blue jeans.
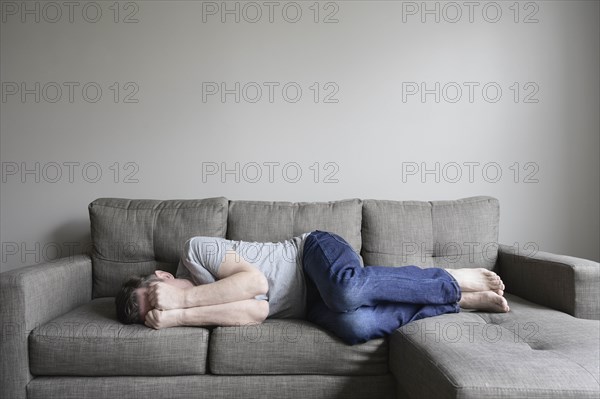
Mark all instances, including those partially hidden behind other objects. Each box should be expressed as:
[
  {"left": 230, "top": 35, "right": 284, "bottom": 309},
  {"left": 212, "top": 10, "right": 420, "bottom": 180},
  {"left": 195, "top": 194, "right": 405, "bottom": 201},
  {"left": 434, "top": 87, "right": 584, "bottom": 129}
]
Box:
[{"left": 302, "top": 230, "right": 461, "bottom": 345}]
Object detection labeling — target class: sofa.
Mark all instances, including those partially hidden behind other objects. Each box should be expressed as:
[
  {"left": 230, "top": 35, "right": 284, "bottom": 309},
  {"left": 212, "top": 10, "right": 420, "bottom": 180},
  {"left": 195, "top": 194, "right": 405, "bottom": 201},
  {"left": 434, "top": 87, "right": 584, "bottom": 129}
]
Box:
[{"left": 1, "top": 195, "right": 598, "bottom": 399}]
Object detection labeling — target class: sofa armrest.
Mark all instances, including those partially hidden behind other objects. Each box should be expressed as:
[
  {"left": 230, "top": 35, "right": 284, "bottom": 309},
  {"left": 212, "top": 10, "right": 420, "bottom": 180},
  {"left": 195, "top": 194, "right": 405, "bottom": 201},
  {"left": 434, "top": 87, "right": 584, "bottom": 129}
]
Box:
[
  {"left": 497, "top": 244, "right": 599, "bottom": 320},
  {"left": 1, "top": 255, "right": 92, "bottom": 399}
]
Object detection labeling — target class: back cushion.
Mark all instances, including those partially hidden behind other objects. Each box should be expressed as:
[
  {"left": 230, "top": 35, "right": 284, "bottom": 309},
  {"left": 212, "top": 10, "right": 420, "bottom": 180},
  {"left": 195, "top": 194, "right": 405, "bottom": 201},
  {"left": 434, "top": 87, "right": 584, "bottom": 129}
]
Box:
[
  {"left": 89, "top": 195, "right": 496, "bottom": 297},
  {"left": 361, "top": 196, "right": 499, "bottom": 270},
  {"left": 89, "top": 197, "right": 228, "bottom": 297},
  {"left": 227, "top": 199, "right": 363, "bottom": 253}
]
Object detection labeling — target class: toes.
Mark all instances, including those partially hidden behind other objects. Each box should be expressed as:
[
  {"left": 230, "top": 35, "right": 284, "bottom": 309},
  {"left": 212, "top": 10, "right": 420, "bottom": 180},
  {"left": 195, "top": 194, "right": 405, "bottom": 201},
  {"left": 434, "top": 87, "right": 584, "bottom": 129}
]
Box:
[
  {"left": 489, "top": 276, "right": 505, "bottom": 291},
  {"left": 497, "top": 296, "right": 510, "bottom": 312},
  {"left": 496, "top": 278, "right": 505, "bottom": 290},
  {"left": 482, "top": 268, "right": 495, "bottom": 277},
  {"left": 487, "top": 292, "right": 509, "bottom": 313}
]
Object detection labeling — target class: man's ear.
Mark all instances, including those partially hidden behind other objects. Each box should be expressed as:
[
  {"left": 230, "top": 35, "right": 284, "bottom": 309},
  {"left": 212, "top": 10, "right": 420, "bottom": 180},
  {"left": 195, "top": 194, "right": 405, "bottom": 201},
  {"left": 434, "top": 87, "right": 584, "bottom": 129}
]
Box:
[{"left": 154, "top": 270, "right": 174, "bottom": 280}]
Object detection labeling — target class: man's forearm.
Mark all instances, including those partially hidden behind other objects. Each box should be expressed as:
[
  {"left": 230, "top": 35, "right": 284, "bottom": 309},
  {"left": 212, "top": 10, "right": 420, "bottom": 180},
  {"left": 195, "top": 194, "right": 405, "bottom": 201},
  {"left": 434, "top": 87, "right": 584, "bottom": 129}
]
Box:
[
  {"left": 181, "top": 299, "right": 269, "bottom": 326},
  {"left": 184, "top": 271, "right": 267, "bottom": 307},
  {"left": 144, "top": 299, "right": 269, "bottom": 329}
]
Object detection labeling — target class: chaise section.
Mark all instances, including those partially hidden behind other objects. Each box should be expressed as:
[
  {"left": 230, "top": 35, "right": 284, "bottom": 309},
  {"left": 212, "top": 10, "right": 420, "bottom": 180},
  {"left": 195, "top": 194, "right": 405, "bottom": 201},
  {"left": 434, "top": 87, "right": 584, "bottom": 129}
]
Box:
[
  {"left": 0, "top": 255, "right": 92, "bottom": 399},
  {"left": 390, "top": 294, "right": 600, "bottom": 399},
  {"left": 29, "top": 298, "right": 209, "bottom": 376},
  {"left": 498, "top": 245, "right": 600, "bottom": 320},
  {"left": 209, "top": 319, "right": 388, "bottom": 375}
]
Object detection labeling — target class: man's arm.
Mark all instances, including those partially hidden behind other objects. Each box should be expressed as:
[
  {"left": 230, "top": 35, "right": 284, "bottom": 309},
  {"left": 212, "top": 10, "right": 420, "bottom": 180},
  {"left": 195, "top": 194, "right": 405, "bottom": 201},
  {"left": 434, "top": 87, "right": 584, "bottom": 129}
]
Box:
[
  {"left": 148, "top": 250, "right": 269, "bottom": 310},
  {"left": 185, "top": 250, "right": 269, "bottom": 307},
  {"left": 145, "top": 299, "right": 269, "bottom": 329}
]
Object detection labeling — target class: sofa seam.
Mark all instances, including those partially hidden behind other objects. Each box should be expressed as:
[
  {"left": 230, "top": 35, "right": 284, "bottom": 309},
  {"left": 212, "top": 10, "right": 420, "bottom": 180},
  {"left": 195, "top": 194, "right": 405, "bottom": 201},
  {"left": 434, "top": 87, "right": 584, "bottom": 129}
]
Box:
[
  {"left": 398, "top": 332, "right": 463, "bottom": 389},
  {"left": 543, "top": 348, "right": 600, "bottom": 385},
  {"left": 90, "top": 203, "right": 226, "bottom": 211}
]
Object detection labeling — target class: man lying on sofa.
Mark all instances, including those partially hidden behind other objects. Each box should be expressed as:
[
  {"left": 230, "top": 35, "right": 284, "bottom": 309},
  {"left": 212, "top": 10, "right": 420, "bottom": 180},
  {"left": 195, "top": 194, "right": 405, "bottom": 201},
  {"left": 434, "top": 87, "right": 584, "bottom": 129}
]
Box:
[{"left": 115, "top": 230, "right": 509, "bottom": 345}]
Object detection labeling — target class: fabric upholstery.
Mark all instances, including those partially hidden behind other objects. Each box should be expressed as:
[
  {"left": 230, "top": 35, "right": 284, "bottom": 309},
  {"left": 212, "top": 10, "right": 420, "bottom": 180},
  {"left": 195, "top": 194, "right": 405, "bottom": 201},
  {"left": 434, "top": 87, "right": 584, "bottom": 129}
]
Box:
[
  {"left": 2, "top": 195, "right": 598, "bottom": 399},
  {"left": 29, "top": 298, "right": 208, "bottom": 376},
  {"left": 89, "top": 197, "right": 229, "bottom": 297},
  {"left": 209, "top": 319, "right": 388, "bottom": 375},
  {"left": 362, "top": 196, "right": 499, "bottom": 269},
  {"left": 27, "top": 375, "right": 396, "bottom": 399},
  {"left": 226, "top": 200, "right": 294, "bottom": 243},
  {"left": 390, "top": 294, "right": 600, "bottom": 399},
  {"left": 227, "top": 199, "right": 363, "bottom": 253},
  {"left": 0, "top": 255, "right": 92, "bottom": 399},
  {"left": 498, "top": 244, "right": 600, "bottom": 320}
]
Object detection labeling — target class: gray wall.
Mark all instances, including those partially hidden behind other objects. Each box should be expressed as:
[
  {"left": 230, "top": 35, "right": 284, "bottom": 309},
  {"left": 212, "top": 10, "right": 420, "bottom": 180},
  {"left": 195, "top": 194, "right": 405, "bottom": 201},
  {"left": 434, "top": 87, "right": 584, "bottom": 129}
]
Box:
[{"left": 1, "top": 0, "right": 598, "bottom": 272}]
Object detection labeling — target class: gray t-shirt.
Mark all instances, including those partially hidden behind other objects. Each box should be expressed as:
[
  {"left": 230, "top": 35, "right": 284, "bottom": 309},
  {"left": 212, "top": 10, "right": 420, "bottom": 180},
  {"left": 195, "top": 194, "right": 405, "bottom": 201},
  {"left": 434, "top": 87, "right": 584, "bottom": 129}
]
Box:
[{"left": 176, "top": 232, "right": 311, "bottom": 319}]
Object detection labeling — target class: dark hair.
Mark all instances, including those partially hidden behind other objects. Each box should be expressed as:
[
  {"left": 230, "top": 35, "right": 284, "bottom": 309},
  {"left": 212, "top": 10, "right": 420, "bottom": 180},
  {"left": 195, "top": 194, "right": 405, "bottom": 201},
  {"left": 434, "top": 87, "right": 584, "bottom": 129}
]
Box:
[{"left": 115, "top": 274, "right": 160, "bottom": 324}]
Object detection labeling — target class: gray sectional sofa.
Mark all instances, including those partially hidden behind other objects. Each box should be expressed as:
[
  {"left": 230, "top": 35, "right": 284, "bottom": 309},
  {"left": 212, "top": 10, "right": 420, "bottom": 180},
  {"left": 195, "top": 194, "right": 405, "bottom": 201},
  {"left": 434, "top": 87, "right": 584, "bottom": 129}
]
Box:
[{"left": 1, "top": 196, "right": 598, "bottom": 399}]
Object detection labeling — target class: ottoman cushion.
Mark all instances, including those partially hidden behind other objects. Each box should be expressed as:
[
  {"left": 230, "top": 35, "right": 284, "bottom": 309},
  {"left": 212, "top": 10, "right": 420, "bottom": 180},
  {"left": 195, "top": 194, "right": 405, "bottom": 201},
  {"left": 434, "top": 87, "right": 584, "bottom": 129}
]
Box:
[{"left": 390, "top": 294, "right": 600, "bottom": 398}]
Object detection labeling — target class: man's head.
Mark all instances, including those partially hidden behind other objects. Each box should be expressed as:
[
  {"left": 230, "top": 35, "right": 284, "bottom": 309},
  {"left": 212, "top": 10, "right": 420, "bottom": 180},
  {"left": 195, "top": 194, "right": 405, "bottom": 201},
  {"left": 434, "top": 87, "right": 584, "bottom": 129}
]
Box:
[{"left": 115, "top": 270, "right": 190, "bottom": 324}]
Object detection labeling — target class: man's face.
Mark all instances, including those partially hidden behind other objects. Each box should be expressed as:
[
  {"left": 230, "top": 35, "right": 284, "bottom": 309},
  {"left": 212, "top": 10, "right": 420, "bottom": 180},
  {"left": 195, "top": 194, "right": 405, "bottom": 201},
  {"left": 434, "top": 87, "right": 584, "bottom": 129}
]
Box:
[{"left": 135, "top": 278, "right": 191, "bottom": 323}]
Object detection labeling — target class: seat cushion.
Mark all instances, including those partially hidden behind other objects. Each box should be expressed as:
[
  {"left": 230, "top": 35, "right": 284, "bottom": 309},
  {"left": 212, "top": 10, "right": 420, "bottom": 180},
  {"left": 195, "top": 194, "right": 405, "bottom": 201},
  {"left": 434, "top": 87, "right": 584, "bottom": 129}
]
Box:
[
  {"left": 209, "top": 319, "right": 388, "bottom": 375},
  {"left": 29, "top": 298, "right": 209, "bottom": 376},
  {"left": 390, "top": 294, "right": 600, "bottom": 399}
]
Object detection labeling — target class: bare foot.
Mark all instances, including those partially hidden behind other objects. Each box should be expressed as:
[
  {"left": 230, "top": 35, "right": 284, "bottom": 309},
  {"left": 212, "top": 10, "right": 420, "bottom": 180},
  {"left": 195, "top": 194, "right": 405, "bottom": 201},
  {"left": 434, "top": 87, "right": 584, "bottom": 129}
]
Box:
[
  {"left": 459, "top": 291, "right": 510, "bottom": 313},
  {"left": 445, "top": 268, "right": 505, "bottom": 292}
]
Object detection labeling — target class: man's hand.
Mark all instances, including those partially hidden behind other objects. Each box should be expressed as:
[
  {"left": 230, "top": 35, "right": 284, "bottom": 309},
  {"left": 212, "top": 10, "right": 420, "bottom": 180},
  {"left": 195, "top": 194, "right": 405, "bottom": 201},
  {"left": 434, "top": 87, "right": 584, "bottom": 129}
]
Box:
[
  {"left": 144, "top": 308, "right": 183, "bottom": 329},
  {"left": 147, "top": 281, "right": 187, "bottom": 310}
]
